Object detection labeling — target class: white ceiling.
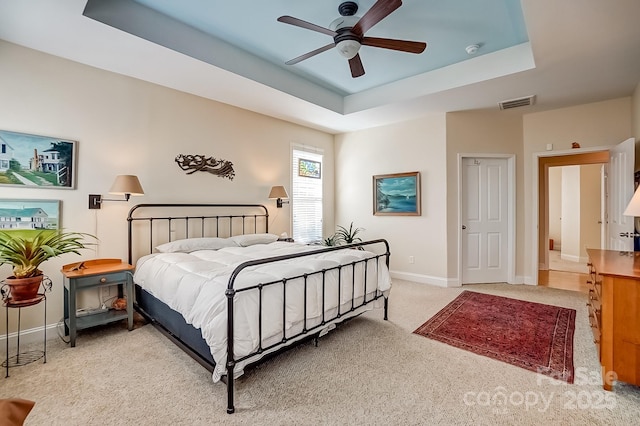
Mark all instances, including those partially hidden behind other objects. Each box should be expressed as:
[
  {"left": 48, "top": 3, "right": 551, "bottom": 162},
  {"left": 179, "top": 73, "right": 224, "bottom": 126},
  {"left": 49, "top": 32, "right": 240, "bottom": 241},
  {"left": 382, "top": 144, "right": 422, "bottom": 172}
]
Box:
[{"left": 1, "top": 0, "right": 639, "bottom": 134}]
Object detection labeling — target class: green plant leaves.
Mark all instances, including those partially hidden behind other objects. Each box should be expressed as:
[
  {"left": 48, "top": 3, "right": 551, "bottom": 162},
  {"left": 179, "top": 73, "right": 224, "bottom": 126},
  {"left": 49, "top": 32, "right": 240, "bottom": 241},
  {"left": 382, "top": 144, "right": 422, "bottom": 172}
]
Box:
[{"left": 0, "top": 230, "right": 96, "bottom": 278}]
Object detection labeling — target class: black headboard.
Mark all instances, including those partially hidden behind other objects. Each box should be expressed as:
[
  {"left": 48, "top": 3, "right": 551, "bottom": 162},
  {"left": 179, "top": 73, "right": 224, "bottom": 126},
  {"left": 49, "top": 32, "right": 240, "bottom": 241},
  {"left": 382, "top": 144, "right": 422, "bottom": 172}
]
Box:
[{"left": 127, "top": 203, "right": 269, "bottom": 264}]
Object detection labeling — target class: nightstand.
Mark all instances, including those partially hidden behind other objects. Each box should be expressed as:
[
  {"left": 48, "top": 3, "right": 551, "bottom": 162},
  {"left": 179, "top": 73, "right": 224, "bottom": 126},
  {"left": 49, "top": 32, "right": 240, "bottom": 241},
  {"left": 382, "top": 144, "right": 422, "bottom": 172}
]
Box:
[{"left": 61, "top": 259, "right": 134, "bottom": 347}]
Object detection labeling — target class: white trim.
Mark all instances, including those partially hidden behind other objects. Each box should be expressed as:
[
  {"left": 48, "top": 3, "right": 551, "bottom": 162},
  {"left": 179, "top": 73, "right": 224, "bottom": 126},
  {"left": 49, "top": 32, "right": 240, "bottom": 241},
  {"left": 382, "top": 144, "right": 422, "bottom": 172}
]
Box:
[
  {"left": 389, "top": 270, "right": 458, "bottom": 288},
  {"left": 514, "top": 275, "right": 527, "bottom": 284},
  {"left": 531, "top": 144, "right": 613, "bottom": 286},
  {"left": 560, "top": 253, "right": 581, "bottom": 263},
  {"left": 457, "top": 153, "right": 516, "bottom": 285},
  {"left": 556, "top": 254, "right": 590, "bottom": 264},
  {"left": 0, "top": 323, "right": 60, "bottom": 348},
  {"left": 290, "top": 142, "right": 324, "bottom": 155}
]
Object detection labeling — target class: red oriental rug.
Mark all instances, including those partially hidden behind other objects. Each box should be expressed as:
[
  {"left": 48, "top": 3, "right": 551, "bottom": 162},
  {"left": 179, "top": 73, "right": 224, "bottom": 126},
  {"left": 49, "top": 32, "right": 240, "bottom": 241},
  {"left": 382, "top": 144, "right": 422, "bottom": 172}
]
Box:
[{"left": 413, "top": 291, "right": 576, "bottom": 383}]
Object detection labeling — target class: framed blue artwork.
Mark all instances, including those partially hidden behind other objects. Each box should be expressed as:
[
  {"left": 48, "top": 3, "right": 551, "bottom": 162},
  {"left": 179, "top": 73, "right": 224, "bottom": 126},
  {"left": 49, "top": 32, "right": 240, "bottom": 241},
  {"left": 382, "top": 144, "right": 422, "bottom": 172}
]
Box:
[{"left": 373, "top": 171, "right": 421, "bottom": 216}]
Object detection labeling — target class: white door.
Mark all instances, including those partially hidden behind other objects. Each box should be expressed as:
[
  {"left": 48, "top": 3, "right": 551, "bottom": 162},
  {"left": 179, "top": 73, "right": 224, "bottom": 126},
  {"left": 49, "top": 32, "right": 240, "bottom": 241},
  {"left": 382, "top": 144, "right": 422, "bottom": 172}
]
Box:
[
  {"left": 607, "top": 138, "right": 635, "bottom": 251},
  {"left": 462, "top": 157, "right": 509, "bottom": 283}
]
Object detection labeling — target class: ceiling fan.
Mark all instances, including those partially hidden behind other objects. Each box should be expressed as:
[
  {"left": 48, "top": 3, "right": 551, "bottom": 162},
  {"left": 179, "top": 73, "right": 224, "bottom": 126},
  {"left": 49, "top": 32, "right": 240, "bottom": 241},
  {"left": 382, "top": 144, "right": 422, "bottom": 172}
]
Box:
[{"left": 277, "top": 0, "right": 427, "bottom": 78}]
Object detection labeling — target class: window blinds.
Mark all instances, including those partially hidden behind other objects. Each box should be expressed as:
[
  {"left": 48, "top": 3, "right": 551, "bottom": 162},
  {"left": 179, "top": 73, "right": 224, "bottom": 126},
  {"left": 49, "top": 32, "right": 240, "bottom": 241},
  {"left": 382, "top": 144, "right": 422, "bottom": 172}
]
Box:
[{"left": 291, "top": 147, "right": 323, "bottom": 243}]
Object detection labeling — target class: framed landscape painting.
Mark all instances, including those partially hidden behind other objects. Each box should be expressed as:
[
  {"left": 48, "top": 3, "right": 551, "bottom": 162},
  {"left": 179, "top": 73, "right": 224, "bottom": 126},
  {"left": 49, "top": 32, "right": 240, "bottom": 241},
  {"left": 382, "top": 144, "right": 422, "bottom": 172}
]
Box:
[
  {"left": 0, "top": 199, "right": 61, "bottom": 236},
  {"left": 0, "top": 129, "right": 77, "bottom": 189},
  {"left": 373, "top": 171, "right": 421, "bottom": 216}
]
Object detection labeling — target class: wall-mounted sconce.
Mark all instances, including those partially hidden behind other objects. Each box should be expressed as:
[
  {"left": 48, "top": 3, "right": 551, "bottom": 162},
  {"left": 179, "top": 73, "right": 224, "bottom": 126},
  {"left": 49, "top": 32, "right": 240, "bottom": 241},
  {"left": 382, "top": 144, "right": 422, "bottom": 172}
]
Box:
[
  {"left": 268, "top": 185, "right": 289, "bottom": 208},
  {"left": 89, "top": 175, "right": 144, "bottom": 209}
]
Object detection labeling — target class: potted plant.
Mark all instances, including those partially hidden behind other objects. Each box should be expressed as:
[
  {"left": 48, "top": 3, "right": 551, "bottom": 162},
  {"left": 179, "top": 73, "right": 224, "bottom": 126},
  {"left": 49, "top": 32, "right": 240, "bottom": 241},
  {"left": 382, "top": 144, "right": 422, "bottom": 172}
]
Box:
[
  {"left": 322, "top": 234, "right": 338, "bottom": 246},
  {"left": 0, "top": 230, "right": 95, "bottom": 301},
  {"left": 334, "top": 222, "right": 364, "bottom": 245}
]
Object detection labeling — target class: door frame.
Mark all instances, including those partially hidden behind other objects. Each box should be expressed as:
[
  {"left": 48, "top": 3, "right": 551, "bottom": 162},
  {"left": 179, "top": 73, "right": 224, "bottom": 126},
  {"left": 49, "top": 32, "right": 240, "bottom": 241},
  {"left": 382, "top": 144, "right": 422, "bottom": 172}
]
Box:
[
  {"left": 531, "top": 146, "right": 611, "bottom": 285},
  {"left": 458, "top": 153, "right": 516, "bottom": 285}
]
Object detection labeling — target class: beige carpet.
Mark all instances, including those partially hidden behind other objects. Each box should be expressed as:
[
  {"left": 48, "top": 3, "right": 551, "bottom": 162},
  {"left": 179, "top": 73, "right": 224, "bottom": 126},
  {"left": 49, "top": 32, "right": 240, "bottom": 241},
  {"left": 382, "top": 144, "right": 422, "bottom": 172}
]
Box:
[{"left": 1, "top": 280, "right": 639, "bottom": 425}]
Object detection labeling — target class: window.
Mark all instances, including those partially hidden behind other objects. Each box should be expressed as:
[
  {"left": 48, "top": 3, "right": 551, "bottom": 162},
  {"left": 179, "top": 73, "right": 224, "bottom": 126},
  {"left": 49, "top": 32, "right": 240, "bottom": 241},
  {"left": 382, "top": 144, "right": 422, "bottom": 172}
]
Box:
[{"left": 291, "top": 146, "right": 323, "bottom": 243}]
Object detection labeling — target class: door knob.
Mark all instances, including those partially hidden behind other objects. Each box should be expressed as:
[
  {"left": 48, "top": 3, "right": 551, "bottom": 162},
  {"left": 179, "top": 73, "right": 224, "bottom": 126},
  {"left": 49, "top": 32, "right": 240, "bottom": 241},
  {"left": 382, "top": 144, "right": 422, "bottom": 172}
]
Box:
[{"left": 462, "top": 225, "right": 467, "bottom": 230}]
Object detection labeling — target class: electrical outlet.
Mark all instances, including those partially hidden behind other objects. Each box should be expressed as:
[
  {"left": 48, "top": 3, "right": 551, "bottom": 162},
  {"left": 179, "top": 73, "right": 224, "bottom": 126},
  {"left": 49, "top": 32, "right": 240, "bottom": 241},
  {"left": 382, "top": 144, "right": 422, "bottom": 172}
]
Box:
[{"left": 409, "top": 256, "right": 415, "bottom": 264}]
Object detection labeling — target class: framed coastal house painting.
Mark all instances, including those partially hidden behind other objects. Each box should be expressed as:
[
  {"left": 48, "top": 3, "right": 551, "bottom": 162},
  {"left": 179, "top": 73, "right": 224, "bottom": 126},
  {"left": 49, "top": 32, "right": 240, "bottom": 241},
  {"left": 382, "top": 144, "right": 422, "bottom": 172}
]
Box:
[
  {"left": 0, "top": 129, "right": 77, "bottom": 189},
  {"left": 373, "top": 171, "right": 421, "bottom": 216},
  {"left": 0, "top": 199, "right": 61, "bottom": 234}
]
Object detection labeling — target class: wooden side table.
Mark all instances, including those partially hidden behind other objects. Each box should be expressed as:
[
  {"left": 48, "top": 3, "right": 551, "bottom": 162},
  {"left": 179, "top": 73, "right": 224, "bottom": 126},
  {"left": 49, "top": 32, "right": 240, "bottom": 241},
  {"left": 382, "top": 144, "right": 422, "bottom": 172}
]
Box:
[
  {"left": 2, "top": 277, "right": 52, "bottom": 378},
  {"left": 61, "top": 259, "right": 135, "bottom": 347}
]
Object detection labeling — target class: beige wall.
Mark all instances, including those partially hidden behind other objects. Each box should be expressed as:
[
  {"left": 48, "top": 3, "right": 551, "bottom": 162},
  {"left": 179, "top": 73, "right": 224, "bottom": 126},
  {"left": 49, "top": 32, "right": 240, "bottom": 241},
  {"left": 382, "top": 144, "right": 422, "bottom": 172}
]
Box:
[
  {"left": 0, "top": 41, "right": 334, "bottom": 335},
  {"left": 523, "top": 97, "right": 632, "bottom": 282},
  {"left": 446, "top": 111, "right": 524, "bottom": 283},
  {"left": 335, "top": 115, "right": 449, "bottom": 285}
]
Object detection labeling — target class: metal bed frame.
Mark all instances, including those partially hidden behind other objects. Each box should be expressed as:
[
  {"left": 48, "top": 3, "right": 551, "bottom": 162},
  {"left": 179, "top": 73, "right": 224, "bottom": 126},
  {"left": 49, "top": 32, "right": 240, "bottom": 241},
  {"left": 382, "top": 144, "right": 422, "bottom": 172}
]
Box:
[{"left": 127, "top": 203, "right": 390, "bottom": 414}]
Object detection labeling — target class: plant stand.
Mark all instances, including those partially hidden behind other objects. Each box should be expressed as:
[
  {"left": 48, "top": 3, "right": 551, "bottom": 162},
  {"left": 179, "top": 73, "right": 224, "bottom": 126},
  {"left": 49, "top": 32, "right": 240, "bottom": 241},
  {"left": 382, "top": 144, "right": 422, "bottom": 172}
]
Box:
[{"left": 2, "top": 277, "right": 52, "bottom": 378}]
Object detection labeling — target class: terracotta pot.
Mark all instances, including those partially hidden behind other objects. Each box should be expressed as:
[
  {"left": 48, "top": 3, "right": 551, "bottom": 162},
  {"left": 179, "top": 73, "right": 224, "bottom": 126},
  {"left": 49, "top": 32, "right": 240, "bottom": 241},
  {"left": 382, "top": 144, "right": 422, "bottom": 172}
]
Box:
[{"left": 4, "top": 275, "right": 43, "bottom": 301}]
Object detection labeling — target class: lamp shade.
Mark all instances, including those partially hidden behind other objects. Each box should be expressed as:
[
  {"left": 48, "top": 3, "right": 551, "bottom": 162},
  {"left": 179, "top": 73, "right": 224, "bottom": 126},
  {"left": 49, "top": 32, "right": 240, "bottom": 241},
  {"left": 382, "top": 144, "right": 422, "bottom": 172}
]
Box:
[
  {"left": 268, "top": 185, "right": 288, "bottom": 199},
  {"left": 108, "top": 175, "right": 144, "bottom": 196},
  {"left": 623, "top": 186, "right": 640, "bottom": 216}
]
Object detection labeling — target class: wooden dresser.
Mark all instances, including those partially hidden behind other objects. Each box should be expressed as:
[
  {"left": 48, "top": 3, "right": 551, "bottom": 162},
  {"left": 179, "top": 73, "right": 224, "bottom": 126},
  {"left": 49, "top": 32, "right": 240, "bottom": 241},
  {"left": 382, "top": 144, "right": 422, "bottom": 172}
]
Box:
[{"left": 586, "top": 249, "right": 640, "bottom": 390}]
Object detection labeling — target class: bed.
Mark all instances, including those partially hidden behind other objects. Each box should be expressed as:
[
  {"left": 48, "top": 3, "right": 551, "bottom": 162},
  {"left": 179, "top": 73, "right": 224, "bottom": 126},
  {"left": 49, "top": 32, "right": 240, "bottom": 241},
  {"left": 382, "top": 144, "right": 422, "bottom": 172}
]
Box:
[{"left": 127, "top": 203, "right": 391, "bottom": 413}]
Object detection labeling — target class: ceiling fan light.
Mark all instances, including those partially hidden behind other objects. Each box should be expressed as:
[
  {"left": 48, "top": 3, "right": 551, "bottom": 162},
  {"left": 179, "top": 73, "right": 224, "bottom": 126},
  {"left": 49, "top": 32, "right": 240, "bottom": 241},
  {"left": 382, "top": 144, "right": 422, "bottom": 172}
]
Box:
[{"left": 336, "top": 39, "right": 361, "bottom": 59}]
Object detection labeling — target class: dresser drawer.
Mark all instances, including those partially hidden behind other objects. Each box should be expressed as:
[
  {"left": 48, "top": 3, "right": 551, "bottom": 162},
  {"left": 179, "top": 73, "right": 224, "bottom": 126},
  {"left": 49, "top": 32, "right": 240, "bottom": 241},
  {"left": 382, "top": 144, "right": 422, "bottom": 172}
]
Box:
[{"left": 71, "top": 271, "right": 129, "bottom": 289}]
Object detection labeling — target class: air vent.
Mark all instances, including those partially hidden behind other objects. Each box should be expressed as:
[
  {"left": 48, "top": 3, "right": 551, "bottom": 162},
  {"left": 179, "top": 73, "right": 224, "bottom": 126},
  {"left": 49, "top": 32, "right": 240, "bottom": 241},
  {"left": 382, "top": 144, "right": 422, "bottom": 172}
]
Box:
[{"left": 498, "top": 95, "right": 536, "bottom": 110}]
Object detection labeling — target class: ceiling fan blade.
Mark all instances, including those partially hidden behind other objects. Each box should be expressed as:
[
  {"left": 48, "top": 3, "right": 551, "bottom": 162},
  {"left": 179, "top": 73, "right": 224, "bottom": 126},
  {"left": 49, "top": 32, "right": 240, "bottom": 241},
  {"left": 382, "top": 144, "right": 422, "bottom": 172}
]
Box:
[
  {"left": 285, "top": 43, "right": 335, "bottom": 65},
  {"left": 277, "top": 16, "right": 337, "bottom": 37},
  {"left": 348, "top": 54, "right": 365, "bottom": 78},
  {"left": 362, "top": 37, "right": 426, "bottom": 54},
  {"left": 352, "top": 0, "right": 402, "bottom": 36}
]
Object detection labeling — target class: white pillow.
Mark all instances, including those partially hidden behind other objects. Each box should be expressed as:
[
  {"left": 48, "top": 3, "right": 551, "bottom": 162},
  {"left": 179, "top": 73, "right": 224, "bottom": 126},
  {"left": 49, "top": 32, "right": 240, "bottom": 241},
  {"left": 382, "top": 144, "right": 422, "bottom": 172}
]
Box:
[
  {"left": 229, "top": 233, "right": 279, "bottom": 247},
  {"left": 155, "top": 237, "right": 239, "bottom": 253}
]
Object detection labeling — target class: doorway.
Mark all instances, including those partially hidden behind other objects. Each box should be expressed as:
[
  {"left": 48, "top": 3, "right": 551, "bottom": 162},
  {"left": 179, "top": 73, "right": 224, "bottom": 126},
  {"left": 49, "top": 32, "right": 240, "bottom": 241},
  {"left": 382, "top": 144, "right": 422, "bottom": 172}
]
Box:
[
  {"left": 547, "top": 164, "right": 603, "bottom": 275},
  {"left": 537, "top": 151, "right": 609, "bottom": 293}
]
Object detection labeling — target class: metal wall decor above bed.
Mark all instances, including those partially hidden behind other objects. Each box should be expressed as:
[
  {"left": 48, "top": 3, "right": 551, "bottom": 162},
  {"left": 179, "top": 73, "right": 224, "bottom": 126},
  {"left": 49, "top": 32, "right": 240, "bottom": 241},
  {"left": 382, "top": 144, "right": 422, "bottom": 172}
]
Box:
[
  {"left": 174, "top": 154, "right": 235, "bottom": 180},
  {"left": 127, "top": 203, "right": 391, "bottom": 414}
]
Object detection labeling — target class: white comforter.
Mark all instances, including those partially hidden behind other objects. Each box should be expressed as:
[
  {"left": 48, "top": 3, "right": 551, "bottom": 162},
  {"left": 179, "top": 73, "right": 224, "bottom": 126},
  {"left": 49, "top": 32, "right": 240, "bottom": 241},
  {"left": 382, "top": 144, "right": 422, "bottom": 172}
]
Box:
[{"left": 133, "top": 241, "right": 391, "bottom": 381}]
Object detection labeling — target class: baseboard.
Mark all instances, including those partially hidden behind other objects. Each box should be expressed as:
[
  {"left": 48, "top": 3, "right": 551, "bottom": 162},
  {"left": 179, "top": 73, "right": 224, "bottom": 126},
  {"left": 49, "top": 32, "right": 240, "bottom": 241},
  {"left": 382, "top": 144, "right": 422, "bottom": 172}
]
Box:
[
  {"left": 512, "top": 275, "right": 526, "bottom": 285},
  {"left": 391, "top": 271, "right": 526, "bottom": 287},
  {"left": 560, "top": 253, "right": 581, "bottom": 263},
  {"left": 389, "top": 270, "right": 458, "bottom": 287},
  {"left": 0, "top": 323, "right": 61, "bottom": 349}
]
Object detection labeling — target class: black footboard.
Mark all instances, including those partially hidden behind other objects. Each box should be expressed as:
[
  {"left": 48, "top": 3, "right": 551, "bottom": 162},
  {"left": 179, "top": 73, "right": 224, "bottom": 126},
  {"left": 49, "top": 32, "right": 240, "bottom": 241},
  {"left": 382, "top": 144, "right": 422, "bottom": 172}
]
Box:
[
  {"left": 127, "top": 203, "right": 391, "bottom": 414},
  {"left": 224, "top": 238, "right": 390, "bottom": 413}
]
